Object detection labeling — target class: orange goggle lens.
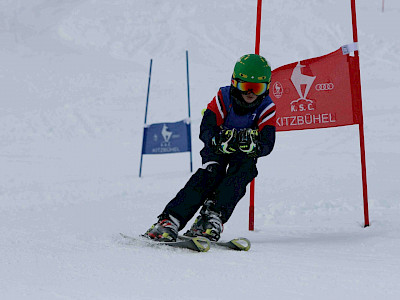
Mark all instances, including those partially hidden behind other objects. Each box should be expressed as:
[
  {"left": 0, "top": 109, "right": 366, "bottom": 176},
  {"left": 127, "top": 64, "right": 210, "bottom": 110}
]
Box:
[{"left": 232, "top": 79, "right": 269, "bottom": 96}]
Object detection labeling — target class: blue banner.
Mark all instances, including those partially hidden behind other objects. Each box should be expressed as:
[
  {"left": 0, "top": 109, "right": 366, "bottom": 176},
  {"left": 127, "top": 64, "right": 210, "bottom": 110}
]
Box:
[{"left": 142, "top": 120, "right": 191, "bottom": 155}]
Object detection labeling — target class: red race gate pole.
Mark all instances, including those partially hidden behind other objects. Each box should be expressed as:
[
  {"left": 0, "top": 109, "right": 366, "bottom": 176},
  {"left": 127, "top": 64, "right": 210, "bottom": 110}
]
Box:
[
  {"left": 249, "top": 0, "right": 263, "bottom": 231},
  {"left": 255, "top": 0, "right": 262, "bottom": 55},
  {"left": 351, "top": 0, "right": 370, "bottom": 227}
]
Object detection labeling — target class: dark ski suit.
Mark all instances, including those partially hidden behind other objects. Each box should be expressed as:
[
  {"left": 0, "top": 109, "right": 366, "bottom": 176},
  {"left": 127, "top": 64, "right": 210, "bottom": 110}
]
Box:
[{"left": 162, "top": 86, "right": 276, "bottom": 230}]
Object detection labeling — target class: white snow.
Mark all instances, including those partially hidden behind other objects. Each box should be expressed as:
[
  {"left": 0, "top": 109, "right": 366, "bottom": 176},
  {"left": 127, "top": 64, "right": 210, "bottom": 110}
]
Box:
[{"left": 1, "top": 0, "right": 400, "bottom": 299}]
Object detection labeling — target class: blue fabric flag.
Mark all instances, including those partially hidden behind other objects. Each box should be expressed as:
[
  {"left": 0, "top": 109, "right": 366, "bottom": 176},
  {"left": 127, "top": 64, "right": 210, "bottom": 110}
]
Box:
[{"left": 142, "top": 120, "right": 191, "bottom": 155}]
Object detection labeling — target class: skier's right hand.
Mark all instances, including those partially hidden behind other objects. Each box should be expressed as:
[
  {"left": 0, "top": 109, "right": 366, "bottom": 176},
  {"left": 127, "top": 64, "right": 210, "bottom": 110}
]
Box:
[{"left": 212, "top": 128, "right": 238, "bottom": 154}]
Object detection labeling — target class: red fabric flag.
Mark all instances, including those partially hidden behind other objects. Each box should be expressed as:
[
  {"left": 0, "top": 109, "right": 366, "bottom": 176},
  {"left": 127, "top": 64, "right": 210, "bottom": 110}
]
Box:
[{"left": 270, "top": 46, "right": 360, "bottom": 132}]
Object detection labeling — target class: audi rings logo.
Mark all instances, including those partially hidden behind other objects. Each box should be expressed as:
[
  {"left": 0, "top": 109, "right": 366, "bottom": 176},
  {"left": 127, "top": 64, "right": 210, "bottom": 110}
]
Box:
[{"left": 315, "top": 83, "right": 334, "bottom": 91}]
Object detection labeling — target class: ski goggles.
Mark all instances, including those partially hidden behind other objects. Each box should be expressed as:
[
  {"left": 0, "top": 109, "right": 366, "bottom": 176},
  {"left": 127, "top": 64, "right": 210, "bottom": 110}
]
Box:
[{"left": 231, "top": 79, "right": 270, "bottom": 96}]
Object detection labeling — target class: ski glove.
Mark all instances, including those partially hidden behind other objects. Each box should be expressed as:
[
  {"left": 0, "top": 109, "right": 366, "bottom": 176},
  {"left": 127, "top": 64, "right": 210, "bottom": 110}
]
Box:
[
  {"left": 238, "top": 129, "right": 261, "bottom": 157},
  {"left": 212, "top": 128, "right": 238, "bottom": 154}
]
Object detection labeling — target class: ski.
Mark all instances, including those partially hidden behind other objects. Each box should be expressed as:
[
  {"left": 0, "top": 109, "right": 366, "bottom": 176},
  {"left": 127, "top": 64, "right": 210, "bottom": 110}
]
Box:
[
  {"left": 179, "top": 235, "right": 251, "bottom": 251},
  {"left": 120, "top": 233, "right": 210, "bottom": 252},
  {"left": 214, "top": 237, "right": 251, "bottom": 251}
]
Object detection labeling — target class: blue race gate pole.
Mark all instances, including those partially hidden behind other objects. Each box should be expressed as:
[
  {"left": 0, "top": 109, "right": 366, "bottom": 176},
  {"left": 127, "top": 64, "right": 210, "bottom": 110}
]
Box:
[
  {"left": 139, "top": 59, "right": 153, "bottom": 177},
  {"left": 186, "top": 50, "right": 193, "bottom": 172}
]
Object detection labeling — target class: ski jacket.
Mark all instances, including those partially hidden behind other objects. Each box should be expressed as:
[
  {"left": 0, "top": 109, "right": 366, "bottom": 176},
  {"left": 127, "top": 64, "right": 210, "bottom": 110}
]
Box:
[{"left": 200, "top": 86, "right": 276, "bottom": 163}]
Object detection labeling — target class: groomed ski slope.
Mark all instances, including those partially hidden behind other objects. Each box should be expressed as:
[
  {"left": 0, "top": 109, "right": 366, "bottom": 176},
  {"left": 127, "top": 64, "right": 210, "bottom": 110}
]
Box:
[{"left": 1, "top": 0, "right": 400, "bottom": 299}]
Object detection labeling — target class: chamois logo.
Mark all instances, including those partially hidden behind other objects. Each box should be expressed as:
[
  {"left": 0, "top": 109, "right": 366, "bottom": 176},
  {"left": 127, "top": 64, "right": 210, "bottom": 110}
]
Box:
[
  {"left": 161, "top": 124, "right": 173, "bottom": 143},
  {"left": 290, "top": 62, "right": 316, "bottom": 112},
  {"left": 272, "top": 81, "right": 283, "bottom": 99}
]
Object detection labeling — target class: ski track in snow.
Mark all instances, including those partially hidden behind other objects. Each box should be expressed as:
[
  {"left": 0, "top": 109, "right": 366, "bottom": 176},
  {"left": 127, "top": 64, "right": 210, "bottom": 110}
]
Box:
[{"left": 1, "top": 0, "right": 400, "bottom": 299}]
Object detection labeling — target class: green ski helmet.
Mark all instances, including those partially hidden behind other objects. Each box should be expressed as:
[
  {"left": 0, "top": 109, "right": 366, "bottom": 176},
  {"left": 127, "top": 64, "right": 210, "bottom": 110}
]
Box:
[
  {"left": 231, "top": 54, "right": 271, "bottom": 113},
  {"left": 232, "top": 54, "right": 271, "bottom": 83}
]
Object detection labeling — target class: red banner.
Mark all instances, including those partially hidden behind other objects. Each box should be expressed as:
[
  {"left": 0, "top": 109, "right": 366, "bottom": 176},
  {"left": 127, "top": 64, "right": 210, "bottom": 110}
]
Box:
[{"left": 271, "top": 46, "right": 360, "bottom": 132}]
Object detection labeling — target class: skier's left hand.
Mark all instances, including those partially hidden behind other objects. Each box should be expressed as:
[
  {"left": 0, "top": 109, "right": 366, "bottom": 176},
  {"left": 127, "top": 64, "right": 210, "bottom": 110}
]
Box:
[{"left": 238, "top": 128, "right": 261, "bottom": 157}]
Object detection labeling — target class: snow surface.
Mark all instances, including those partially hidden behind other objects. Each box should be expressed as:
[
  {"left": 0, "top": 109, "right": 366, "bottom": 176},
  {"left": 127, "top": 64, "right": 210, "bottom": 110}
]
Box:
[{"left": 1, "top": 0, "right": 400, "bottom": 299}]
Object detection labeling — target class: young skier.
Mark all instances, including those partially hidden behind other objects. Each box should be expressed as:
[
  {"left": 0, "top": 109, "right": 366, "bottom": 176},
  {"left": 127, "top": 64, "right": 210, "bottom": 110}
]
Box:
[{"left": 144, "top": 54, "right": 276, "bottom": 242}]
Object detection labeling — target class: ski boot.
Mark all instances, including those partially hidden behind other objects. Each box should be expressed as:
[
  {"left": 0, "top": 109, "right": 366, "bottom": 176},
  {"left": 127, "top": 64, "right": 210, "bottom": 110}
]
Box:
[
  {"left": 144, "top": 214, "right": 180, "bottom": 242},
  {"left": 184, "top": 199, "right": 223, "bottom": 242}
]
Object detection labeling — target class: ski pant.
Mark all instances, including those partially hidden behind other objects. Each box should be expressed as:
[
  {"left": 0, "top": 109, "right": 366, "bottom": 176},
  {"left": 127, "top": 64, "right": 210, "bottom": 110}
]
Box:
[{"left": 162, "top": 157, "right": 258, "bottom": 230}]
